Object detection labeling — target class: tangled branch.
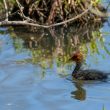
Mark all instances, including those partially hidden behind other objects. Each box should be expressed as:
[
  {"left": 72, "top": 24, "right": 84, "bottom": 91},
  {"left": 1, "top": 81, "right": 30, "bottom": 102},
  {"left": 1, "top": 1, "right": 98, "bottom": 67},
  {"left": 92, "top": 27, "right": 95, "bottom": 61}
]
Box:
[{"left": 0, "top": 0, "right": 109, "bottom": 28}]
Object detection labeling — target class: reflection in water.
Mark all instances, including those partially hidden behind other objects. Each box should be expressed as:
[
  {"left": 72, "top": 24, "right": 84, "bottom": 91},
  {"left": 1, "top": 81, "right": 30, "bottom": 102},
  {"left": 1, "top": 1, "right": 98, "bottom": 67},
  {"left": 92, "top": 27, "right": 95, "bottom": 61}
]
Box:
[
  {"left": 9, "top": 21, "right": 107, "bottom": 65},
  {"left": 71, "top": 82, "right": 86, "bottom": 101},
  {"left": 4, "top": 20, "right": 110, "bottom": 80},
  {"left": 0, "top": 14, "right": 110, "bottom": 110}
]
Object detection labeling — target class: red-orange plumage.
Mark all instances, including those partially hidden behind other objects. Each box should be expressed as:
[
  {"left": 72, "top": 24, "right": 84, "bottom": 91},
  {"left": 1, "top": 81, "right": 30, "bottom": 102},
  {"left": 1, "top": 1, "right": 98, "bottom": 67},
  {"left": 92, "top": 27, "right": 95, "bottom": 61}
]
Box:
[{"left": 70, "top": 51, "right": 83, "bottom": 63}]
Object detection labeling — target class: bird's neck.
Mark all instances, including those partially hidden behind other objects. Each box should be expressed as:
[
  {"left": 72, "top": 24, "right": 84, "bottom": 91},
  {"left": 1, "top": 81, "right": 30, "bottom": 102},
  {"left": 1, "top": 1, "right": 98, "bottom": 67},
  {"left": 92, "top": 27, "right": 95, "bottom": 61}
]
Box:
[{"left": 72, "top": 62, "right": 82, "bottom": 75}]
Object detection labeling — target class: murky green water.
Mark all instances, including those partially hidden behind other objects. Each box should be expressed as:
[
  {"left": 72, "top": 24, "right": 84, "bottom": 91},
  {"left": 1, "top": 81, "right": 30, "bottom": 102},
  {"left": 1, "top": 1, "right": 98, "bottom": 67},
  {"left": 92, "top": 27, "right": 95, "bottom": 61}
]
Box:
[{"left": 0, "top": 3, "right": 110, "bottom": 110}]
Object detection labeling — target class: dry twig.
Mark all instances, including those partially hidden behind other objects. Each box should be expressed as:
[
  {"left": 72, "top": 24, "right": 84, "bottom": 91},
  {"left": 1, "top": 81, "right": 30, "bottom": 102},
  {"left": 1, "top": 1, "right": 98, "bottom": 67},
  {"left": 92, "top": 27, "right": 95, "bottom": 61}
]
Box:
[{"left": 3, "top": 0, "right": 8, "bottom": 21}]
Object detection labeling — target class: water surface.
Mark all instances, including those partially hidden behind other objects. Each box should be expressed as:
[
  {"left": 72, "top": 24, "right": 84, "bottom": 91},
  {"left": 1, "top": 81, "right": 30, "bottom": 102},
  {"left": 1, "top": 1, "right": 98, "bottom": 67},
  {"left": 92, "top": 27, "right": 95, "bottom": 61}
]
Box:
[{"left": 0, "top": 3, "right": 110, "bottom": 110}]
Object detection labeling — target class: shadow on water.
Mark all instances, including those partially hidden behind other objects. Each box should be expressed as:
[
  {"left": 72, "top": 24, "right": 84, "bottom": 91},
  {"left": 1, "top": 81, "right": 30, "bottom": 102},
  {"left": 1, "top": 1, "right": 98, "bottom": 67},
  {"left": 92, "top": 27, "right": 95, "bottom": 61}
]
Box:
[{"left": 0, "top": 18, "right": 110, "bottom": 109}]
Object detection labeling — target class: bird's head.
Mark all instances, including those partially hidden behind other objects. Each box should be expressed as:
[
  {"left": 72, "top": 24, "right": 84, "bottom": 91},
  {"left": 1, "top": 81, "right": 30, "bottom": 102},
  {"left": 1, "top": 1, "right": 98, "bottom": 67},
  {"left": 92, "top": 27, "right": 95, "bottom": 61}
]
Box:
[{"left": 69, "top": 51, "right": 84, "bottom": 63}]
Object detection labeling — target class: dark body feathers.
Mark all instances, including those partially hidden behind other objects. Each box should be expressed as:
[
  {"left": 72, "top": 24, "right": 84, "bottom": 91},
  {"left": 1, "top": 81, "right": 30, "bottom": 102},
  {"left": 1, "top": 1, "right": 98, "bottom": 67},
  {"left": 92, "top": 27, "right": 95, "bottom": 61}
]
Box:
[{"left": 72, "top": 69, "right": 108, "bottom": 80}]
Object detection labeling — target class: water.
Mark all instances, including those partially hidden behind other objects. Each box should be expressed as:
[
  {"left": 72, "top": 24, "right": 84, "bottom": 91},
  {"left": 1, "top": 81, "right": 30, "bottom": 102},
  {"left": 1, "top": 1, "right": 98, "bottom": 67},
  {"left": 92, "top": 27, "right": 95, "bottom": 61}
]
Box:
[{"left": 0, "top": 5, "right": 110, "bottom": 110}]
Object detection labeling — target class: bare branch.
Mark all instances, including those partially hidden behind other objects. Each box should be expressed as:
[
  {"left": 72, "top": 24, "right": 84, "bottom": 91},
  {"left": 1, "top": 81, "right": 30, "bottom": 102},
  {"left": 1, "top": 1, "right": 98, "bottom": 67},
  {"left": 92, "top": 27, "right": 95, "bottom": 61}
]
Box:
[
  {"left": 3, "top": 0, "right": 8, "bottom": 21},
  {"left": 0, "top": 7, "right": 91, "bottom": 28},
  {"left": 0, "top": 3, "right": 109, "bottom": 29},
  {"left": 16, "top": 0, "right": 36, "bottom": 23}
]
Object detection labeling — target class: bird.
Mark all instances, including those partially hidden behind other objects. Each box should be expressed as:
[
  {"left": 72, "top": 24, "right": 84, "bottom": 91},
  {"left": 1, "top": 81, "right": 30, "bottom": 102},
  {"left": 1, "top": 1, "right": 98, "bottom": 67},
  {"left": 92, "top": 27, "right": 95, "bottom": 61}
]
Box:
[{"left": 70, "top": 51, "right": 108, "bottom": 80}]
